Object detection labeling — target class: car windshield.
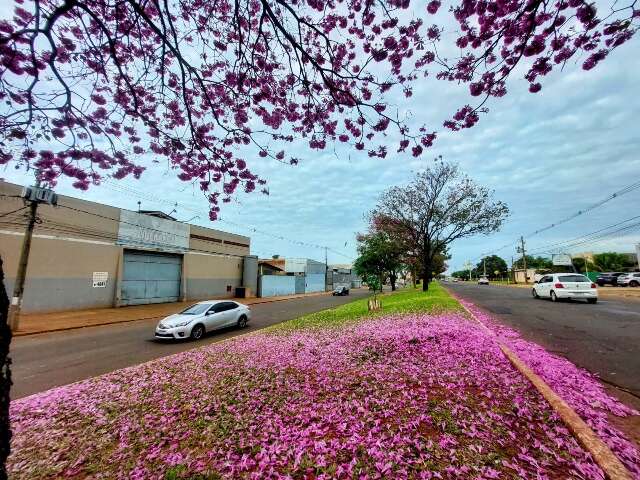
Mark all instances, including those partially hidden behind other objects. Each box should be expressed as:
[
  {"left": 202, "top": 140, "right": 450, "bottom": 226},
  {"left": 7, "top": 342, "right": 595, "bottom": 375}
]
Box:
[
  {"left": 179, "top": 304, "right": 211, "bottom": 315},
  {"left": 558, "top": 275, "right": 589, "bottom": 283}
]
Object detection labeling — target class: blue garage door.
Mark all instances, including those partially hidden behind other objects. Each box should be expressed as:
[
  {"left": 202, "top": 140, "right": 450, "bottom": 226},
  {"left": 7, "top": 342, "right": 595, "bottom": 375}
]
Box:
[{"left": 122, "top": 251, "right": 182, "bottom": 305}]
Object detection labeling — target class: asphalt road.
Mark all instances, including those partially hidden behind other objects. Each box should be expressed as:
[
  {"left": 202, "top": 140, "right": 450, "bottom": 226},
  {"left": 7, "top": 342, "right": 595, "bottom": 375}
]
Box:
[
  {"left": 11, "top": 290, "right": 371, "bottom": 399},
  {"left": 446, "top": 283, "right": 640, "bottom": 397}
]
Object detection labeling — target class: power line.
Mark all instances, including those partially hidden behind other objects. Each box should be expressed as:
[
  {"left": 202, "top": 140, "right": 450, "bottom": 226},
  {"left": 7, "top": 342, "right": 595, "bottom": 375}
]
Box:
[
  {"left": 525, "top": 179, "right": 640, "bottom": 239},
  {"left": 0, "top": 206, "right": 27, "bottom": 218},
  {"left": 100, "top": 179, "right": 354, "bottom": 260},
  {"left": 471, "top": 179, "right": 640, "bottom": 264},
  {"left": 527, "top": 215, "right": 640, "bottom": 256},
  {"left": 0, "top": 215, "right": 273, "bottom": 260}
]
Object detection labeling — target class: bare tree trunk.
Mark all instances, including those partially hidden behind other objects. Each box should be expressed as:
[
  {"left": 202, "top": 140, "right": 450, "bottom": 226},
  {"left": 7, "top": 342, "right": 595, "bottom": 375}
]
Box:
[
  {"left": 0, "top": 256, "right": 12, "bottom": 480},
  {"left": 422, "top": 252, "right": 432, "bottom": 292},
  {"left": 390, "top": 272, "right": 396, "bottom": 291}
]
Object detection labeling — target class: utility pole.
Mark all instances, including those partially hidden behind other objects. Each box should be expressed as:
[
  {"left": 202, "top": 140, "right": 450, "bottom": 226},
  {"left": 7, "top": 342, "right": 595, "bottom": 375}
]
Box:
[
  {"left": 324, "top": 246, "right": 329, "bottom": 292},
  {"left": 518, "top": 236, "right": 528, "bottom": 284},
  {"left": 7, "top": 178, "right": 57, "bottom": 332},
  {"left": 483, "top": 258, "right": 487, "bottom": 277},
  {"left": 511, "top": 256, "right": 514, "bottom": 284}
]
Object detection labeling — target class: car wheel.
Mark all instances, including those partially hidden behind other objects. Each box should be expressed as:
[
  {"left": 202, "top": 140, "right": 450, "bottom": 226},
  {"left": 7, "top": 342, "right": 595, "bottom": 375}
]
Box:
[
  {"left": 630, "top": 281, "right": 639, "bottom": 288},
  {"left": 587, "top": 298, "right": 598, "bottom": 304},
  {"left": 190, "top": 324, "right": 205, "bottom": 340},
  {"left": 237, "top": 314, "right": 248, "bottom": 329},
  {"left": 532, "top": 288, "right": 539, "bottom": 299},
  {"left": 550, "top": 291, "right": 558, "bottom": 302}
]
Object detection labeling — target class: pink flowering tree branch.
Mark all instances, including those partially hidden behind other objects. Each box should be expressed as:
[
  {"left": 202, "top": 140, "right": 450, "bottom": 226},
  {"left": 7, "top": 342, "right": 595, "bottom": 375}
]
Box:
[{"left": 0, "top": 0, "right": 637, "bottom": 218}]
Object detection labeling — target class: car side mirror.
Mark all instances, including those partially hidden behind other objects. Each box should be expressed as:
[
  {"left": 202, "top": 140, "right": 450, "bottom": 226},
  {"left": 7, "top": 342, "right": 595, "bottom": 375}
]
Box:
[{"left": 206, "top": 311, "right": 215, "bottom": 316}]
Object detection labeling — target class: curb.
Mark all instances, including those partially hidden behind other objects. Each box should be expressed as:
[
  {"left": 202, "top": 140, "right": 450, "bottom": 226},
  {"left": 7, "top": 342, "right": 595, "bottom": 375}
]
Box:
[
  {"left": 14, "top": 291, "right": 334, "bottom": 337},
  {"left": 449, "top": 291, "right": 633, "bottom": 480}
]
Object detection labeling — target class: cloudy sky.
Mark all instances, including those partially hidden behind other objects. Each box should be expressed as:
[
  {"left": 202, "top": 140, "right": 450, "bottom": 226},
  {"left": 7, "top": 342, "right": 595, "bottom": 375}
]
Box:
[{"left": 2, "top": 4, "right": 639, "bottom": 272}]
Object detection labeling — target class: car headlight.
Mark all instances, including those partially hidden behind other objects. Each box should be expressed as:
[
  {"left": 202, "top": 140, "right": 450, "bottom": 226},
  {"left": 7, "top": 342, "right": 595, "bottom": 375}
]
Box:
[{"left": 174, "top": 320, "right": 192, "bottom": 327}]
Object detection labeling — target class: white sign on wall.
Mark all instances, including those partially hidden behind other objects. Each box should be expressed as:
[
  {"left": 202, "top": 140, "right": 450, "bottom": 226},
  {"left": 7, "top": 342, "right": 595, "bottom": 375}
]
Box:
[
  {"left": 117, "top": 210, "right": 190, "bottom": 252},
  {"left": 92, "top": 272, "right": 108, "bottom": 288}
]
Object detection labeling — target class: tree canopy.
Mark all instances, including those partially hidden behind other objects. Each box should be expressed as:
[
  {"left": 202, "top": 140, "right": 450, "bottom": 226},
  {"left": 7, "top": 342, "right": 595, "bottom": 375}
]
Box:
[
  {"left": 476, "top": 254, "right": 507, "bottom": 279},
  {"left": 354, "top": 231, "right": 404, "bottom": 291},
  {"left": 591, "top": 252, "right": 636, "bottom": 271},
  {"left": 370, "top": 159, "right": 509, "bottom": 290},
  {"left": 1, "top": 0, "right": 637, "bottom": 217}
]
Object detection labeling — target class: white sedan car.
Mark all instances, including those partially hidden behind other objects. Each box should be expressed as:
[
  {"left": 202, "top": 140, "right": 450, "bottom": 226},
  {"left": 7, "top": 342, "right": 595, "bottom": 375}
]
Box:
[
  {"left": 532, "top": 273, "right": 598, "bottom": 304},
  {"left": 155, "top": 300, "right": 251, "bottom": 340}
]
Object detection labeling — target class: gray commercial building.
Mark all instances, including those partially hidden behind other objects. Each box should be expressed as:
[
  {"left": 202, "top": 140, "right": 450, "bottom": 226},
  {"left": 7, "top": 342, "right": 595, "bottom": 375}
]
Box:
[
  {"left": 328, "top": 264, "right": 362, "bottom": 289},
  {"left": 257, "top": 257, "right": 327, "bottom": 297},
  {"left": 0, "top": 181, "right": 254, "bottom": 313}
]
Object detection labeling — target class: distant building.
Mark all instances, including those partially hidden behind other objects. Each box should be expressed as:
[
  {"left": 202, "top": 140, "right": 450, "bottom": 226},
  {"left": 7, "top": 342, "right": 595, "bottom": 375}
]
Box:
[
  {"left": 328, "top": 264, "right": 362, "bottom": 289},
  {"left": 257, "top": 257, "right": 326, "bottom": 297}
]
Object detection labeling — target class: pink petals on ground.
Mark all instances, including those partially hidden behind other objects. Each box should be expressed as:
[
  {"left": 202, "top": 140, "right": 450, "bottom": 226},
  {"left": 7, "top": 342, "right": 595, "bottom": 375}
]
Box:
[
  {"left": 8, "top": 312, "right": 628, "bottom": 479},
  {"left": 459, "top": 299, "right": 640, "bottom": 477}
]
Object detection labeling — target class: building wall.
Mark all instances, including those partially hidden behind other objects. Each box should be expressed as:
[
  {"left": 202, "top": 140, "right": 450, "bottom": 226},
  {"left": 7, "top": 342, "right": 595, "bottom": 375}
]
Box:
[
  {"left": 242, "top": 256, "right": 258, "bottom": 296},
  {"left": 184, "top": 252, "right": 244, "bottom": 300},
  {"left": 189, "top": 224, "right": 250, "bottom": 256},
  {"left": 0, "top": 233, "right": 121, "bottom": 312},
  {"left": 304, "top": 273, "right": 326, "bottom": 293},
  {"left": 259, "top": 275, "right": 296, "bottom": 297}
]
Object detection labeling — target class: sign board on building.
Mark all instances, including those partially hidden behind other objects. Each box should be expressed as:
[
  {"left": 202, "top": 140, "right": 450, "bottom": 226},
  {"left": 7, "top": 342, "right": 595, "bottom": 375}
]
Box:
[
  {"left": 552, "top": 253, "right": 573, "bottom": 266},
  {"left": 117, "top": 210, "right": 190, "bottom": 252},
  {"left": 92, "top": 272, "right": 108, "bottom": 288},
  {"left": 284, "top": 258, "right": 307, "bottom": 274}
]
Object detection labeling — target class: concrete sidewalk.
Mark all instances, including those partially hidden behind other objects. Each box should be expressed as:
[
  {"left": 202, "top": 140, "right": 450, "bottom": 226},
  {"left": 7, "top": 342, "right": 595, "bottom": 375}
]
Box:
[{"left": 14, "top": 291, "right": 333, "bottom": 336}]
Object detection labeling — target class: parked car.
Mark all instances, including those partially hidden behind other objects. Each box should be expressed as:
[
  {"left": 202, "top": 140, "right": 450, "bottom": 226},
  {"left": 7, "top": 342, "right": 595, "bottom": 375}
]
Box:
[
  {"left": 332, "top": 286, "right": 350, "bottom": 296},
  {"left": 478, "top": 276, "right": 489, "bottom": 285},
  {"left": 595, "top": 272, "right": 626, "bottom": 286},
  {"left": 617, "top": 272, "right": 640, "bottom": 287},
  {"left": 155, "top": 300, "right": 251, "bottom": 340},
  {"left": 532, "top": 273, "right": 598, "bottom": 303}
]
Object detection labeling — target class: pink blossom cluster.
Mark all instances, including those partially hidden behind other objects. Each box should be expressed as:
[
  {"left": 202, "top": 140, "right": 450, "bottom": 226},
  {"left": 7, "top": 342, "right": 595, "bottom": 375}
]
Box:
[
  {"left": 456, "top": 298, "right": 640, "bottom": 477},
  {"left": 8, "top": 312, "right": 616, "bottom": 479},
  {"left": 0, "top": 0, "right": 637, "bottom": 216}
]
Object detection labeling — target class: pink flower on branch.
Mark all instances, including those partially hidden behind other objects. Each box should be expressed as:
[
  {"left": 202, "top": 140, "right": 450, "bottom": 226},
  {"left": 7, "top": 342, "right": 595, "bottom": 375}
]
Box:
[{"left": 0, "top": 0, "right": 636, "bottom": 217}]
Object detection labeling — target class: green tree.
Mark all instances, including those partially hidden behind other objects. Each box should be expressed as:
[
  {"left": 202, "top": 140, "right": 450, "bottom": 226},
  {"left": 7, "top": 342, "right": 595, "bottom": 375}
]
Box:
[
  {"left": 370, "top": 160, "right": 509, "bottom": 291},
  {"left": 354, "top": 232, "right": 404, "bottom": 292},
  {"left": 516, "top": 255, "right": 553, "bottom": 270},
  {"left": 452, "top": 270, "right": 470, "bottom": 280},
  {"left": 475, "top": 255, "right": 508, "bottom": 279},
  {"left": 592, "top": 252, "right": 635, "bottom": 271}
]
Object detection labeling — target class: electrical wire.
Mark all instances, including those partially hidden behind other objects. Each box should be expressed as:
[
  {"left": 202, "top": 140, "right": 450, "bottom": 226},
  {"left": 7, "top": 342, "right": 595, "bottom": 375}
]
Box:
[
  {"left": 471, "top": 179, "right": 640, "bottom": 264},
  {"left": 100, "top": 179, "right": 354, "bottom": 260},
  {"left": 525, "top": 179, "right": 640, "bottom": 239},
  {"left": 0, "top": 216, "right": 272, "bottom": 260},
  {"left": 0, "top": 206, "right": 27, "bottom": 218},
  {"left": 527, "top": 215, "right": 640, "bottom": 255}
]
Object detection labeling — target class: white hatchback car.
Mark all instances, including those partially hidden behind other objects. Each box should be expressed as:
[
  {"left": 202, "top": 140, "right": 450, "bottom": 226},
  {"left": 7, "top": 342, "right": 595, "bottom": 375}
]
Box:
[
  {"left": 532, "top": 273, "right": 598, "bottom": 303},
  {"left": 155, "top": 300, "right": 251, "bottom": 340}
]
